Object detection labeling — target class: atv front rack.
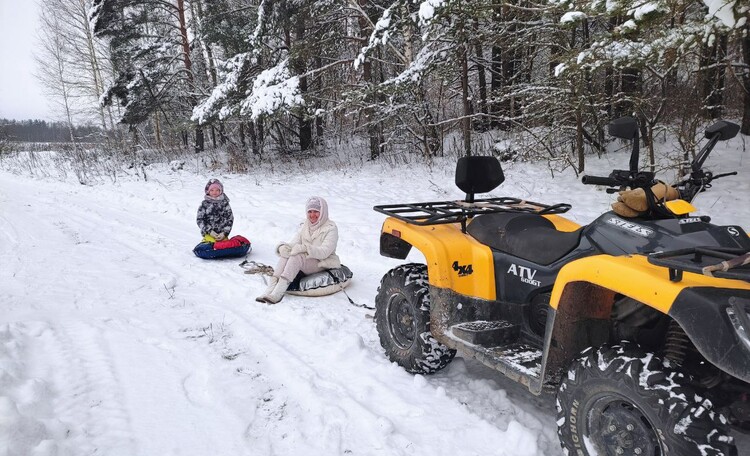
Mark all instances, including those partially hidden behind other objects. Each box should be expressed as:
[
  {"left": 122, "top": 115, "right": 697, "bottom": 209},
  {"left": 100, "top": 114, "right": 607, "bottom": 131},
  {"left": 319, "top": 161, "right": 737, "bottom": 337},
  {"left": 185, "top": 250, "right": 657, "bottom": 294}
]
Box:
[
  {"left": 648, "top": 247, "right": 750, "bottom": 283},
  {"left": 373, "top": 197, "right": 571, "bottom": 230}
]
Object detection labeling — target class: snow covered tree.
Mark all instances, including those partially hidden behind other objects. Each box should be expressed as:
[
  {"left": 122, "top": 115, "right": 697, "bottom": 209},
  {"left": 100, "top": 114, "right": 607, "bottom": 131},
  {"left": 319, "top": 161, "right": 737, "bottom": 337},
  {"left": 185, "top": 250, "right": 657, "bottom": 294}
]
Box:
[
  {"left": 191, "top": 0, "right": 303, "bottom": 154},
  {"left": 193, "top": 0, "right": 360, "bottom": 155},
  {"left": 701, "top": 0, "right": 750, "bottom": 134},
  {"left": 550, "top": 0, "right": 736, "bottom": 171},
  {"left": 354, "top": 0, "right": 475, "bottom": 157},
  {"left": 91, "top": 0, "right": 206, "bottom": 150}
]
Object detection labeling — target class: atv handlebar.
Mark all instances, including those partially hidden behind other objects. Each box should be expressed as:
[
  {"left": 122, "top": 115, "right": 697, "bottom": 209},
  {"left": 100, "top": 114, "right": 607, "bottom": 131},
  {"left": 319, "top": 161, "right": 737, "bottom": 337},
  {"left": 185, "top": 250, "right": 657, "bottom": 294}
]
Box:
[
  {"left": 582, "top": 170, "right": 656, "bottom": 190},
  {"left": 713, "top": 171, "right": 738, "bottom": 180},
  {"left": 592, "top": 118, "right": 740, "bottom": 201},
  {"left": 582, "top": 175, "right": 620, "bottom": 186},
  {"left": 678, "top": 170, "right": 739, "bottom": 202}
]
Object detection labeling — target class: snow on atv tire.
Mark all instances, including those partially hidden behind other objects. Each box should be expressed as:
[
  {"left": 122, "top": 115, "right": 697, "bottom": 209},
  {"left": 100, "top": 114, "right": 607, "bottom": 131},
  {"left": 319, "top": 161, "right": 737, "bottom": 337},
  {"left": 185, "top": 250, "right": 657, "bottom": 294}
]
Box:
[
  {"left": 556, "top": 342, "right": 736, "bottom": 456},
  {"left": 375, "top": 263, "right": 456, "bottom": 374}
]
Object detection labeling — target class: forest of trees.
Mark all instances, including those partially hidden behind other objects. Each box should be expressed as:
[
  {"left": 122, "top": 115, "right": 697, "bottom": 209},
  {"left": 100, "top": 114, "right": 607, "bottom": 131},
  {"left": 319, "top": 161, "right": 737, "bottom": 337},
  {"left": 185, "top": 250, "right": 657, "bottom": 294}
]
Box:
[
  {"left": 28, "top": 0, "right": 750, "bottom": 171},
  {"left": 0, "top": 119, "right": 104, "bottom": 143}
]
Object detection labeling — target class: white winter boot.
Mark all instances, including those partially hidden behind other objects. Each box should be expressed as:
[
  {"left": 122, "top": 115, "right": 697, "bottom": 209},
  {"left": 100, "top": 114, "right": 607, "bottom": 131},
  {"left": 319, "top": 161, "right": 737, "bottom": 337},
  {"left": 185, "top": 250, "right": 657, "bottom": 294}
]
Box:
[
  {"left": 263, "top": 278, "right": 290, "bottom": 304},
  {"left": 255, "top": 276, "right": 279, "bottom": 303}
]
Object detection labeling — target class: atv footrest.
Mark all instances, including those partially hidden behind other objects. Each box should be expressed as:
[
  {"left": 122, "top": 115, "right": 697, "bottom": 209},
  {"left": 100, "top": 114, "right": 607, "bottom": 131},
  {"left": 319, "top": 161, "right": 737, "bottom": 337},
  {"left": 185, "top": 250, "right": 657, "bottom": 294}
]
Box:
[
  {"left": 451, "top": 320, "right": 519, "bottom": 346},
  {"left": 486, "top": 343, "right": 543, "bottom": 376}
]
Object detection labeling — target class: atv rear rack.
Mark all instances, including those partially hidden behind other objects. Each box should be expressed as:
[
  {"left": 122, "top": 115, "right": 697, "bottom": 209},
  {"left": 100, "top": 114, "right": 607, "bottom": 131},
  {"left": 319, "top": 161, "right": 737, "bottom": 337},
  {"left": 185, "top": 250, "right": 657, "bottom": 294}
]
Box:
[
  {"left": 648, "top": 247, "right": 750, "bottom": 283},
  {"left": 373, "top": 197, "right": 571, "bottom": 229}
]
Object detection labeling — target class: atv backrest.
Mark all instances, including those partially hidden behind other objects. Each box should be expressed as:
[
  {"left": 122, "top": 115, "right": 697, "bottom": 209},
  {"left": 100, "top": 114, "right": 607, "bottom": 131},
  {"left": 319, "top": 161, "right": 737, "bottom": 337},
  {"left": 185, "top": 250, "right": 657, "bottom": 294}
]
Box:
[
  {"left": 705, "top": 120, "right": 740, "bottom": 141},
  {"left": 455, "top": 156, "right": 504, "bottom": 202}
]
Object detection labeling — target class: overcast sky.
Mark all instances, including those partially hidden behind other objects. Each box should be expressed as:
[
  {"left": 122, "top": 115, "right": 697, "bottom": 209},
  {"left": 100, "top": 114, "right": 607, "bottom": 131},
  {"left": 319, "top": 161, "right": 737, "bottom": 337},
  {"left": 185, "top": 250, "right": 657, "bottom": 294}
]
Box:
[{"left": 0, "top": 1, "right": 51, "bottom": 121}]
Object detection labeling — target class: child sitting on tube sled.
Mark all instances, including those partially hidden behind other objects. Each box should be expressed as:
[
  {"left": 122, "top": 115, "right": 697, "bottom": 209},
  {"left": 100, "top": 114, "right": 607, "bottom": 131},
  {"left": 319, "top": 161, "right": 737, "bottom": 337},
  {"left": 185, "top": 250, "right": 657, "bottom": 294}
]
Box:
[{"left": 197, "top": 178, "right": 234, "bottom": 242}]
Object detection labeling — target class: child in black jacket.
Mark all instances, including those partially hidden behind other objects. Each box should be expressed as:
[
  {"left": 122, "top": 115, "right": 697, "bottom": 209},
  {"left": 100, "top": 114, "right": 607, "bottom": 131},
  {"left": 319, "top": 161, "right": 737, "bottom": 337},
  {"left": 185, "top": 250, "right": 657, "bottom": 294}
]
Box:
[{"left": 196, "top": 178, "right": 233, "bottom": 242}]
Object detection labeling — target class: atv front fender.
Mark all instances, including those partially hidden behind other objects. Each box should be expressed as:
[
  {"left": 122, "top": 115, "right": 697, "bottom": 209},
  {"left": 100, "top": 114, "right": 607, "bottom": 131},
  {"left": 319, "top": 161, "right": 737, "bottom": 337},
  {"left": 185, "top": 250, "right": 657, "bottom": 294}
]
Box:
[
  {"left": 549, "top": 255, "right": 750, "bottom": 313},
  {"left": 550, "top": 254, "right": 750, "bottom": 382},
  {"left": 380, "top": 217, "right": 496, "bottom": 300},
  {"left": 670, "top": 288, "right": 750, "bottom": 382}
]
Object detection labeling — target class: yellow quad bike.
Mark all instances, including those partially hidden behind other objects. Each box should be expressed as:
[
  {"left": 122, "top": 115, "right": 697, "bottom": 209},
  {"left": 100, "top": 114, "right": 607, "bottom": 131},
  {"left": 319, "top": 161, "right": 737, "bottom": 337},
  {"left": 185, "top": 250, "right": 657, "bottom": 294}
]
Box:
[{"left": 373, "top": 117, "right": 750, "bottom": 456}]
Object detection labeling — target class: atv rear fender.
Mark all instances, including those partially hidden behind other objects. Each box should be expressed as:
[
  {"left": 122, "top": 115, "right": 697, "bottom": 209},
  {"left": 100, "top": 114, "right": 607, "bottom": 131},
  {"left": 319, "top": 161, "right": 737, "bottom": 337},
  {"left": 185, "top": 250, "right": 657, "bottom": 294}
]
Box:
[
  {"left": 379, "top": 217, "right": 497, "bottom": 299},
  {"left": 546, "top": 254, "right": 750, "bottom": 384}
]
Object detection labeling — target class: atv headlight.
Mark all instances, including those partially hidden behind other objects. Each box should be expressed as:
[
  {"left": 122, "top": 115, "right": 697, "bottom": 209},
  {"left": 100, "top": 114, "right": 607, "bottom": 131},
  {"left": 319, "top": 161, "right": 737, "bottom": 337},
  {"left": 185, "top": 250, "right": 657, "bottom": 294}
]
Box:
[{"left": 726, "top": 297, "right": 750, "bottom": 352}]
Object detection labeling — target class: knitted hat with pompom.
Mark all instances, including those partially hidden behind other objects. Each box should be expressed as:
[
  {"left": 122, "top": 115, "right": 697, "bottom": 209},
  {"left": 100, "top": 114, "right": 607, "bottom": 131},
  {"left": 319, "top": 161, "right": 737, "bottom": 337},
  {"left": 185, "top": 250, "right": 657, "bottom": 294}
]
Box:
[{"left": 205, "top": 179, "right": 223, "bottom": 195}]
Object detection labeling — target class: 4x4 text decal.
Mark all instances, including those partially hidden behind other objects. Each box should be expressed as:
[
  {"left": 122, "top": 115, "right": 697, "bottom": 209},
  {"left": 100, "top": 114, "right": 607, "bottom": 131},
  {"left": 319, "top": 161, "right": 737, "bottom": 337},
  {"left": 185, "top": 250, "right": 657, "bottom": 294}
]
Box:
[{"left": 452, "top": 261, "right": 473, "bottom": 276}]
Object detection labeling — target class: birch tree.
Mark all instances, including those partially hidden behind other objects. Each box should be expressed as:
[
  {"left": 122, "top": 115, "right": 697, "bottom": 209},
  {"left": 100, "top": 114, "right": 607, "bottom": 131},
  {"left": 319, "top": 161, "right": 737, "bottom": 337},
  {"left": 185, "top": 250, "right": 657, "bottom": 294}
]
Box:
[{"left": 36, "top": 6, "right": 78, "bottom": 143}]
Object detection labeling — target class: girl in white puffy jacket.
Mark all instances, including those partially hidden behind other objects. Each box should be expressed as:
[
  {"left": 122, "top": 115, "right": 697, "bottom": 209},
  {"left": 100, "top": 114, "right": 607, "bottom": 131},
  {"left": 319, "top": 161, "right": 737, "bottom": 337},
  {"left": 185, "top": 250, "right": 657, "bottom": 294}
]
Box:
[{"left": 256, "top": 196, "right": 341, "bottom": 304}]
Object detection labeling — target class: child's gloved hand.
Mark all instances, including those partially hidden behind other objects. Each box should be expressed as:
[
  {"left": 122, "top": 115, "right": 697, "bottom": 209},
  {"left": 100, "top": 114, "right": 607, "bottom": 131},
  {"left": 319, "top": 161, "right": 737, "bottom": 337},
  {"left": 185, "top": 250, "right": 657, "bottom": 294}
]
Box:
[
  {"left": 209, "top": 230, "right": 221, "bottom": 239},
  {"left": 290, "top": 244, "right": 307, "bottom": 256},
  {"left": 214, "top": 232, "right": 227, "bottom": 241},
  {"left": 277, "top": 243, "right": 292, "bottom": 258}
]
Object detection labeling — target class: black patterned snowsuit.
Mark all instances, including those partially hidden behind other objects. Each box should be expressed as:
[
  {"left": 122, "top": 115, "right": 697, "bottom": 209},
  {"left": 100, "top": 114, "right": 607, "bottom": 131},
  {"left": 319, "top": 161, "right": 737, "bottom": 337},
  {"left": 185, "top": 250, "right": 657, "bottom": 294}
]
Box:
[{"left": 196, "top": 196, "right": 234, "bottom": 237}]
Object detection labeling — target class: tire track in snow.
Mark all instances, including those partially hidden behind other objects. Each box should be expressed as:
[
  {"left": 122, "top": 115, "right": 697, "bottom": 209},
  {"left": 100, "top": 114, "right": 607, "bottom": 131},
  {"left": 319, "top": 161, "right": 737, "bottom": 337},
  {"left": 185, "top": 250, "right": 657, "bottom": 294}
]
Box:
[
  {"left": 179, "top": 315, "right": 381, "bottom": 456},
  {"left": 48, "top": 182, "right": 254, "bottom": 304},
  {"left": 45, "top": 319, "right": 137, "bottom": 456},
  {"left": 199, "top": 305, "right": 549, "bottom": 456},
  {"left": 0, "top": 181, "right": 99, "bottom": 313}
]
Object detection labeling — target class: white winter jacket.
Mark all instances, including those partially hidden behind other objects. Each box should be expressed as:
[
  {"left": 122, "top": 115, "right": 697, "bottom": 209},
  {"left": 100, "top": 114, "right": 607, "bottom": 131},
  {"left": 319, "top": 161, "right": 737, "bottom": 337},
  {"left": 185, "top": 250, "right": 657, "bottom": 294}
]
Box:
[
  {"left": 277, "top": 197, "right": 341, "bottom": 269},
  {"left": 288, "top": 219, "right": 341, "bottom": 269}
]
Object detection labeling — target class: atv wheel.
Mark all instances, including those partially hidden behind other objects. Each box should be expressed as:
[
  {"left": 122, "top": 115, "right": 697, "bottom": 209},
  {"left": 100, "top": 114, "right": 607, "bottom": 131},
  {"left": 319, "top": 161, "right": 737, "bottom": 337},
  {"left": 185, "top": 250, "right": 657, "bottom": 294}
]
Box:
[
  {"left": 556, "top": 343, "right": 736, "bottom": 456},
  {"left": 375, "top": 263, "right": 456, "bottom": 374}
]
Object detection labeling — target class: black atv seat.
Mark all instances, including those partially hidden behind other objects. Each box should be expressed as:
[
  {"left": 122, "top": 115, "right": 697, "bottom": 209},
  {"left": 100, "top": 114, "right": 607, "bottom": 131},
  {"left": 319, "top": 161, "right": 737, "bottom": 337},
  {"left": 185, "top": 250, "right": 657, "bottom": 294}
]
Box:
[{"left": 467, "top": 213, "right": 583, "bottom": 265}]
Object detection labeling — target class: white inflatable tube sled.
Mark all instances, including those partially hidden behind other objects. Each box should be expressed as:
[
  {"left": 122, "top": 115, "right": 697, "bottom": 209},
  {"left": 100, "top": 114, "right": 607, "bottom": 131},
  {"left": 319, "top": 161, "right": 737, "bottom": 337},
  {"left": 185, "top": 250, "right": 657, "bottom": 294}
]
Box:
[{"left": 286, "top": 265, "right": 353, "bottom": 297}]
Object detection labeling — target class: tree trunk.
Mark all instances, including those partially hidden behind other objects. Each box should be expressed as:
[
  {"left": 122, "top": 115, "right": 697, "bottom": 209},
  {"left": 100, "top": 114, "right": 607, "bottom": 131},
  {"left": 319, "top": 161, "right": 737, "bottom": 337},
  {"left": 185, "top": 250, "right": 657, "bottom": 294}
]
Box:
[
  {"left": 490, "top": 4, "right": 519, "bottom": 130},
  {"left": 619, "top": 68, "right": 640, "bottom": 118},
  {"left": 604, "top": 67, "right": 614, "bottom": 117},
  {"left": 154, "top": 112, "right": 162, "bottom": 148},
  {"left": 176, "top": 0, "right": 203, "bottom": 152},
  {"left": 700, "top": 34, "right": 727, "bottom": 119},
  {"left": 357, "top": 0, "right": 384, "bottom": 160},
  {"left": 490, "top": 43, "right": 503, "bottom": 128},
  {"left": 743, "top": 33, "right": 750, "bottom": 135},
  {"left": 292, "top": 15, "right": 312, "bottom": 153},
  {"left": 575, "top": 103, "right": 584, "bottom": 173},
  {"left": 460, "top": 43, "right": 472, "bottom": 157},
  {"left": 473, "top": 20, "right": 488, "bottom": 131},
  {"left": 195, "top": 127, "right": 204, "bottom": 152},
  {"left": 239, "top": 122, "right": 246, "bottom": 153}
]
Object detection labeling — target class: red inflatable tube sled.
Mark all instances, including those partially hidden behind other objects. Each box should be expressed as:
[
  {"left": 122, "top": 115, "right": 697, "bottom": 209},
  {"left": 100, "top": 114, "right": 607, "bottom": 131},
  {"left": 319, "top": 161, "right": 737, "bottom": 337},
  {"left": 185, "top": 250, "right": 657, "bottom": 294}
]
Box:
[{"left": 194, "top": 235, "right": 251, "bottom": 259}]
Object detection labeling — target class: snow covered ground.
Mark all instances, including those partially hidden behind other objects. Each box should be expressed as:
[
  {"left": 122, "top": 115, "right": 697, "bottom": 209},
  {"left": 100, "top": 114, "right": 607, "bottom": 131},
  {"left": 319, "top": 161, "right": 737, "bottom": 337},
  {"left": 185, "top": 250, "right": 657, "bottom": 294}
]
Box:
[{"left": 1, "top": 136, "right": 748, "bottom": 456}]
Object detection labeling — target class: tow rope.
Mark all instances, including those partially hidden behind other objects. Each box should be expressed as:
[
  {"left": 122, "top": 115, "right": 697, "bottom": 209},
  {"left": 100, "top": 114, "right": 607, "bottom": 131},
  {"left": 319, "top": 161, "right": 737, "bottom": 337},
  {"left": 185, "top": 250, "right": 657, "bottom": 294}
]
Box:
[
  {"left": 324, "top": 270, "right": 375, "bottom": 310},
  {"left": 239, "top": 260, "right": 274, "bottom": 276}
]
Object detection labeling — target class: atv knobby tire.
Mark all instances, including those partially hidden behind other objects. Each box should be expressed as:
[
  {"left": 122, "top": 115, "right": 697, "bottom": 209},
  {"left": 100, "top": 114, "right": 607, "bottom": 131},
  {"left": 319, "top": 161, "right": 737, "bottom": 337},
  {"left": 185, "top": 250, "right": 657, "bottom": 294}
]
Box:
[
  {"left": 375, "top": 263, "right": 456, "bottom": 374},
  {"left": 556, "top": 343, "right": 736, "bottom": 456}
]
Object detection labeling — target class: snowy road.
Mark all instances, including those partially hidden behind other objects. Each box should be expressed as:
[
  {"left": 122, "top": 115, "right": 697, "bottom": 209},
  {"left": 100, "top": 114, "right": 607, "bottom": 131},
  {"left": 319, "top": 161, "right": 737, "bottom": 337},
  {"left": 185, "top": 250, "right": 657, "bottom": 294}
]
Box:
[
  {"left": 2, "top": 144, "right": 748, "bottom": 455},
  {"left": 1, "top": 163, "right": 564, "bottom": 456}
]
